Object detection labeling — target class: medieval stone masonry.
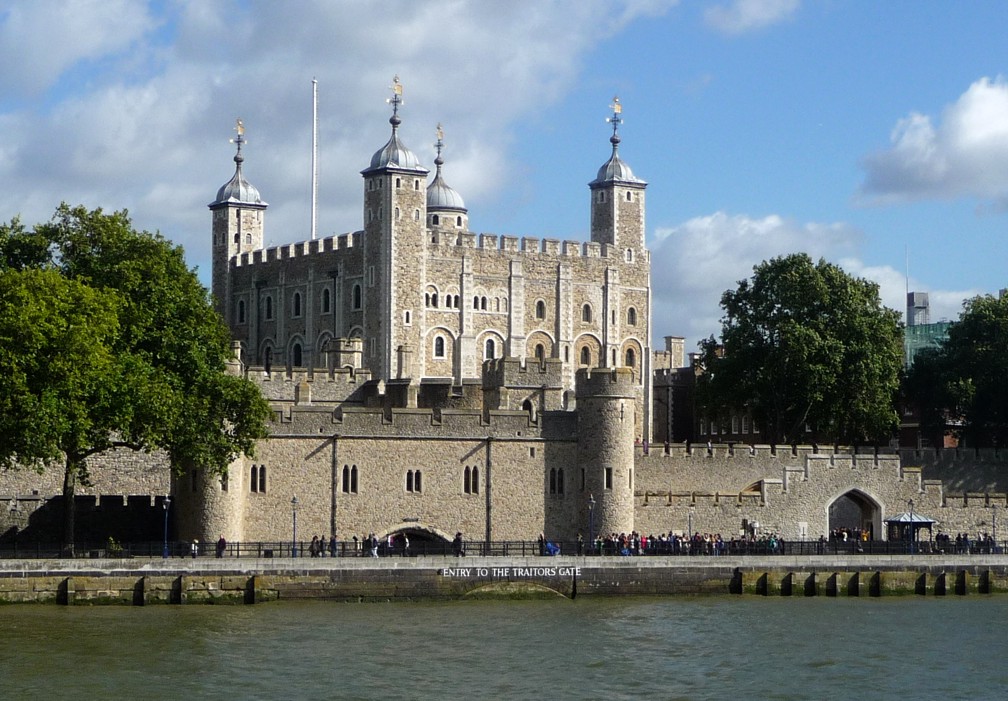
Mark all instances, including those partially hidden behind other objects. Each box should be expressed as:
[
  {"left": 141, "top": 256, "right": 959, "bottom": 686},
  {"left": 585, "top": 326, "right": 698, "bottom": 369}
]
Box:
[{"left": 2, "top": 84, "right": 1006, "bottom": 549}]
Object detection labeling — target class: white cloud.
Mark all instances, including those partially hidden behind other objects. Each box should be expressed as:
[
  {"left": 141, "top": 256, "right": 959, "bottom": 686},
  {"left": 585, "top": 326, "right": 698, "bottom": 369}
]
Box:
[
  {"left": 648, "top": 211, "right": 975, "bottom": 354},
  {"left": 859, "top": 76, "right": 1008, "bottom": 205},
  {"left": 0, "top": 0, "right": 156, "bottom": 97},
  {"left": 703, "top": 0, "right": 799, "bottom": 35},
  {"left": 0, "top": 0, "right": 677, "bottom": 274}
]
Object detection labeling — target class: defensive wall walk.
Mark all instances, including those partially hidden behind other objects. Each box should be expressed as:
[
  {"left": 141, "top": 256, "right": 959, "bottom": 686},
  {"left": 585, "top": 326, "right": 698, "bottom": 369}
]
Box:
[{"left": 3, "top": 555, "right": 1008, "bottom": 603}]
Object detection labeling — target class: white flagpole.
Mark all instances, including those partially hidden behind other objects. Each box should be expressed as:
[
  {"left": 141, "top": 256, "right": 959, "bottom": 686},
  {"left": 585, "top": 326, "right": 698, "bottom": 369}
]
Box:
[{"left": 311, "top": 77, "right": 318, "bottom": 240}]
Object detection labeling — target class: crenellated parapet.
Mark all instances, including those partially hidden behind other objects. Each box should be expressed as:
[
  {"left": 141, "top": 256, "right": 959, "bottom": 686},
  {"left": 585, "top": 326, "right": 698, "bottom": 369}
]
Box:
[
  {"left": 484, "top": 356, "right": 566, "bottom": 389},
  {"left": 575, "top": 366, "right": 638, "bottom": 399},
  {"left": 233, "top": 231, "right": 363, "bottom": 268}
]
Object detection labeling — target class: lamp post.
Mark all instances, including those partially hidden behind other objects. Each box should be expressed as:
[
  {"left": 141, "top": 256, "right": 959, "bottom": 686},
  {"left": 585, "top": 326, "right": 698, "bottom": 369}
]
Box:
[
  {"left": 588, "top": 494, "right": 596, "bottom": 555},
  {"left": 908, "top": 498, "right": 914, "bottom": 555},
  {"left": 291, "top": 496, "right": 299, "bottom": 557},
  {"left": 991, "top": 503, "right": 998, "bottom": 554},
  {"left": 162, "top": 495, "right": 171, "bottom": 558}
]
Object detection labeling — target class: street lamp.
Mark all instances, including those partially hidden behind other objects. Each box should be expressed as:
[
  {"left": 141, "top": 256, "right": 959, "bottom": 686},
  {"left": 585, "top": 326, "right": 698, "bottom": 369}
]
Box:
[
  {"left": 162, "top": 495, "right": 171, "bottom": 558},
  {"left": 907, "top": 498, "right": 914, "bottom": 555},
  {"left": 991, "top": 503, "right": 998, "bottom": 554},
  {"left": 291, "top": 496, "right": 299, "bottom": 557},
  {"left": 588, "top": 494, "right": 596, "bottom": 555}
]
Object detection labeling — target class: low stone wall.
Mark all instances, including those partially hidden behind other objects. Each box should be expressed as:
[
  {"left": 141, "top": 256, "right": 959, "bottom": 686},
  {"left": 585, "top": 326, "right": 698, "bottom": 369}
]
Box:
[{"left": 2, "top": 556, "right": 1008, "bottom": 603}]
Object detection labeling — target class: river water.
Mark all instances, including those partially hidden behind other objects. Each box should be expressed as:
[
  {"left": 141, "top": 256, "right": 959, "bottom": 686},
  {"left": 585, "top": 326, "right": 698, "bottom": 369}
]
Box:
[{"left": 2, "top": 597, "right": 1004, "bottom": 700}]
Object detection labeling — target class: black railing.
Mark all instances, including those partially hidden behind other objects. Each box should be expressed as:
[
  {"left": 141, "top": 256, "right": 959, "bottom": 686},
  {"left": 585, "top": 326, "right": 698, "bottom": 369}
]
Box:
[{"left": 0, "top": 538, "right": 1003, "bottom": 560}]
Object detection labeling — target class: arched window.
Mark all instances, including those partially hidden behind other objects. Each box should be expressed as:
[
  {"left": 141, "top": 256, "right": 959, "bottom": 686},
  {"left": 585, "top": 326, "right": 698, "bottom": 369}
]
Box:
[
  {"left": 535, "top": 300, "right": 546, "bottom": 319},
  {"left": 626, "top": 191, "right": 633, "bottom": 201},
  {"left": 625, "top": 248, "right": 634, "bottom": 263},
  {"left": 395, "top": 177, "right": 401, "bottom": 189},
  {"left": 293, "top": 292, "right": 302, "bottom": 317},
  {"left": 473, "top": 296, "right": 479, "bottom": 310},
  {"left": 434, "top": 336, "right": 445, "bottom": 358},
  {"left": 456, "top": 215, "right": 462, "bottom": 227},
  {"left": 258, "top": 465, "right": 266, "bottom": 493},
  {"left": 237, "top": 299, "right": 246, "bottom": 324},
  {"left": 432, "top": 292, "right": 438, "bottom": 308},
  {"left": 433, "top": 214, "right": 440, "bottom": 226},
  {"left": 265, "top": 296, "right": 273, "bottom": 320},
  {"left": 322, "top": 288, "right": 331, "bottom": 314},
  {"left": 245, "top": 233, "right": 252, "bottom": 244},
  {"left": 582, "top": 304, "right": 592, "bottom": 323},
  {"left": 625, "top": 348, "right": 635, "bottom": 368},
  {"left": 535, "top": 344, "right": 545, "bottom": 361},
  {"left": 353, "top": 284, "right": 362, "bottom": 310},
  {"left": 464, "top": 466, "right": 471, "bottom": 494},
  {"left": 549, "top": 468, "right": 557, "bottom": 495},
  {"left": 351, "top": 465, "right": 358, "bottom": 493},
  {"left": 627, "top": 307, "right": 637, "bottom": 326},
  {"left": 292, "top": 343, "right": 303, "bottom": 367},
  {"left": 580, "top": 347, "right": 591, "bottom": 366},
  {"left": 481, "top": 297, "right": 487, "bottom": 310},
  {"left": 557, "top": 468, "right": 564, "bottom": 495},
  {"left": 471, "top": 466, "right": 479, "bottom": 494},
  {"left": 250, "top": 465, "right": 258, "bottom": 493},
  {"left": 414, "top": 209, "right": 420, "bottom": 221},
  {"left": 485, "top": 338, "right": 495, "bottom": 359},
  {"left": 406, "top": 471, "right": 413, "bottom": 492},
  {"left": 342, "top": 465, "right": 350, "bottom": 493}
]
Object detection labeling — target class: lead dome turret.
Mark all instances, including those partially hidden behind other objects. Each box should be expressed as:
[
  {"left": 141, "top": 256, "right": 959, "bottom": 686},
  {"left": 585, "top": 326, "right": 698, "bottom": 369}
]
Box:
[
  {"left": 209, "top": 121, "right": 266, "bottom": 206},
  {"left": 426, "top": 124, "right": 468, "bottom": 230}
]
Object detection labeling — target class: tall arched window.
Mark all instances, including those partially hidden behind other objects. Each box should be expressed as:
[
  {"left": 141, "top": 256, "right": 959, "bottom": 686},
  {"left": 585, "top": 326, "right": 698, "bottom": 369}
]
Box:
[
  {"left": 434, "top": 336, "right": 445, "bottom": 358},
  {"left": 580, "top": 347, "right": 591, "bottom": 366},
  {"left": 535, "top": 300, "right": 546, "bottom": 319},
  {"left": 292, "top": 343, "right": 303, "bottom": 367},
  {"left": 535, "top": 344, "right": 545, "bottom": 361},
  {"left": 627, "top": 307, "right": 637, "bottom": 326},
  {"left": 237, "top": 299, "right": 246, "bottom": 324},
  {"left": 351, "top": 465, "right": 358, "bottom": 493},
  {"left": 322, "top": 288, "right": 331, "bottom": 314},
  {"left": 471, "top": 466, "right": 479, "bottom": 494},
  {"left": 265, "top": 296, "right": 273, "bottom": 320},
  {"left": 625, "top": 348, "right": 636, "bottom": 368},
  {"left": 557, "top": 468, "right": 564, "bottom": 495},
  {"left": 464, "top": 466, "right": 472, "bottom": 494},
  {"left": 353, "top": 284, "right": 362, "bottom": 310},
  {"left": 250, "top": 465, "right": 258, "bottom": 493},
  {"left": 485, "top": 338, "right": 495, "bottom": 359},
  {"left": 293, "top": 292, "right": 302, "bottom": 318},
  {"left": 258, "top": 465, "right": 266, "bottom": 493},
  {"left": 582, "top": 304, "right": 592, "bottom": 323}
]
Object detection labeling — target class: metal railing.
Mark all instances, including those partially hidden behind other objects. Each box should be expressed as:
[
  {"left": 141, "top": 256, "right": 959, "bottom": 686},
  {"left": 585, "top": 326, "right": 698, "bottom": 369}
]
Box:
[{"left": 0, "top": 538, "right": 1002, "bottom": 559}]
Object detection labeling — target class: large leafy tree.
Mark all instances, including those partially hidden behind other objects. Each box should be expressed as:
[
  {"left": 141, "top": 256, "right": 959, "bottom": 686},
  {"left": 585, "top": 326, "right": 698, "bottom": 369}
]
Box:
[
  {"left": 0, "top": 205, "right": 272, "bottom": 553},
  {"left": 905, "top": 293, "right": 1008, "bottom": 447},
  {"left": 698, "top": 253, "right": 903, "bottom": 445}
]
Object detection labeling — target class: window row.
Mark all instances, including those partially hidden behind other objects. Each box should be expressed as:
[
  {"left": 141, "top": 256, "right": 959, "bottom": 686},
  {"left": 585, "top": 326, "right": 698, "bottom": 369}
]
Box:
[
  {"left": 238, "top": 288, "right": 338, "bottom": 324},
  {"left": 341, "top": 464, "right": 359, "bottom": 494},
  {"left": 366, "top": 176, "right": 423, "bottom": 191},
  {"left": 406, "top": 469, "right": 422, "bottom": 493},
  {"left": 549, "top": 468, "right": 565, "bottom": 495},
  {"left": 463, "top": 465, "right": 480, "bottom": 494}
]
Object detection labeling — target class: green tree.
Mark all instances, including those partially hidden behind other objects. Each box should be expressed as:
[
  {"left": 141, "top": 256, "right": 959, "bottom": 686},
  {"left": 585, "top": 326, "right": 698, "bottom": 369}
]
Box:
[
  {"left": 906, "top": 293, "right": 1008, "bottom": 447},
  {"left": 698, "top": 253, "right": 903, "bottom": 445},
  {"left": 0, "top": 205, "right": 272, "bottom": 553}
]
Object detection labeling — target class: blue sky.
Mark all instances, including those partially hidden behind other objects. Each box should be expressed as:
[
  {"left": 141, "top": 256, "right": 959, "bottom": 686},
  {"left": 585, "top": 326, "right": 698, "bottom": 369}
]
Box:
[{"left": 1, "top": 0, "right": 1005, "bottom": 352}]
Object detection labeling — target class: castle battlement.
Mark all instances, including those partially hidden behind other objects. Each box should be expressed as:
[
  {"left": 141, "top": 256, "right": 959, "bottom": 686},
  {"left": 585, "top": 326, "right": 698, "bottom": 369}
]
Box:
[
  {"left": 233, "top": 230, "right": 363, "bottom": 268},
  {"left": 484, "top": 356, "right": 565, "bottom": 389},
  {"left": 575, "top": 367, "right": 638, "bottom": 398},
  {"left": 266, "top": 402, "right": 576, "bottom": 439}
]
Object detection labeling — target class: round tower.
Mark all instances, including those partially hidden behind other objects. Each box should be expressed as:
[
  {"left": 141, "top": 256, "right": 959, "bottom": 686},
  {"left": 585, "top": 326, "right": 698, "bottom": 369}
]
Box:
[
  {"left": 426, "top": 123, "right": 468, "bottom": 231},
  {"left": 576, "top": 367, "right": 637, "bottom": 538}
]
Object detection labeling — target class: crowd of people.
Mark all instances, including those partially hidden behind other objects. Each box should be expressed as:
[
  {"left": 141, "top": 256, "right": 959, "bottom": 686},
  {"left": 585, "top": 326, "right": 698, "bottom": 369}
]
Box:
[{"left": 582, "top": 530, "right": 784, "bottom": 556}]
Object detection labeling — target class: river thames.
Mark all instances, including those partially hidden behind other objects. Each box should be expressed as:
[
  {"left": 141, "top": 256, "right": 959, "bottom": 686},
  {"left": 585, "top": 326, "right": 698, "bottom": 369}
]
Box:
[{"left": 2, "top": 597, "right": 1003, "bottom": 700}]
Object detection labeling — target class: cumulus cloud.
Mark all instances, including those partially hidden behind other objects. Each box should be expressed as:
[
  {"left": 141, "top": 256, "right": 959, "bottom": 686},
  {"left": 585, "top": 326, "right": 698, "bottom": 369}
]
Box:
[
  {"left": 0, "top": 0, "right": 156, "bottom": 97},
  {"left": 859, "top": 77, "right": 1008, "bottom": 206},
  {"left": 0, "top": 0, "right": 676, "bottom": 275},
  {"left": 647, "top": 211, "right": 975, "bottom": 354},
  {"left": 703, "top": 0, "right": 800, "bottom": 35}
]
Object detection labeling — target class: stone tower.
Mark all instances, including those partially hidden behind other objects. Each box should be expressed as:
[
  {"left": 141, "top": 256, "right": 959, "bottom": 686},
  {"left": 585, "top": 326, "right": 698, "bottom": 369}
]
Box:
[
  {"left": 359, "top": 77, "right": 429, "bottom": 380},
  {"left": 209, "top": 120, "right": 267, "bottom": 325},
  {"left": 589, "top": 97, "right": 647, "bottom": 253},
  {"left": 577, "top": 367, "right": 638, "bottom": 538}
]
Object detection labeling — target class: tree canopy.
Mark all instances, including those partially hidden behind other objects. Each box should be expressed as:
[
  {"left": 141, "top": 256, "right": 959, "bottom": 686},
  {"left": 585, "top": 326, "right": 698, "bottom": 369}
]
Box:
[
  {"left": 905, "top": 293, "right": 1008, "bottom": 447},
  {"left": 0, "top": 204, "right": 271, "bottom": 552},
  {"left": 698, "top": 253, "right": 903, "bottom": 446}
]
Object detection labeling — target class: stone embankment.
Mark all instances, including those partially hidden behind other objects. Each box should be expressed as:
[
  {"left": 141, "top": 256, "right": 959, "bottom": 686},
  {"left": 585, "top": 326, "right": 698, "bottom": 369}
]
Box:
[{"left": 3, "top": 555, "right": 1008, "bottom": 604}]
